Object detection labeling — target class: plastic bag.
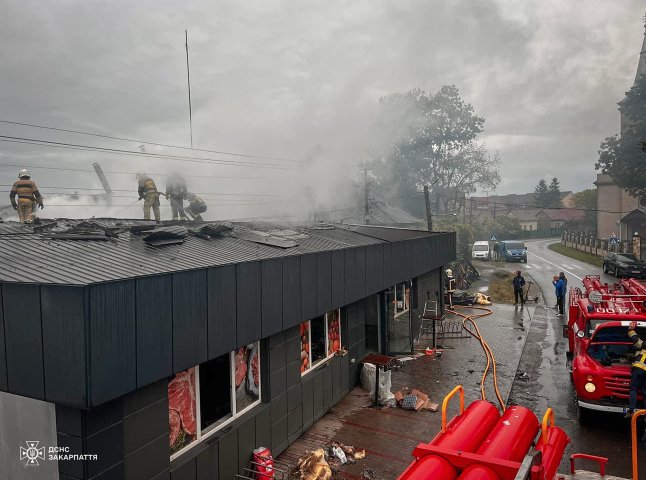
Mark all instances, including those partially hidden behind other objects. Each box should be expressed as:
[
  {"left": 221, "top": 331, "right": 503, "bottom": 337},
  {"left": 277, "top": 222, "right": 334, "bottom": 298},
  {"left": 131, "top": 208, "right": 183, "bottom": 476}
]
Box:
[
  {"left": 253, "top": 447, "right": 274, "bottom": 480},
  {"left": 360, "top": 363, "right": 395, "bottom": 405}
]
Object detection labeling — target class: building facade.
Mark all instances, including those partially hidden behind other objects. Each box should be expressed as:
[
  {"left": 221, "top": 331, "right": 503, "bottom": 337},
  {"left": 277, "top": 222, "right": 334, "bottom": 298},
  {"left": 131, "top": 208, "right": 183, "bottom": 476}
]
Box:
[{"left": 0, "top": 220, "right": 454, "bottom": 480}]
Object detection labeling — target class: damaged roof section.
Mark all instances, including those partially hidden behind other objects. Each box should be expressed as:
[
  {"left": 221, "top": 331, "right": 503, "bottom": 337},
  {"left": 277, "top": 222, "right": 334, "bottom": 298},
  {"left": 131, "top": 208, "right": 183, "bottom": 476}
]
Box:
[{"left": 0, "top": 218, "right": 438, "bottom": 285}]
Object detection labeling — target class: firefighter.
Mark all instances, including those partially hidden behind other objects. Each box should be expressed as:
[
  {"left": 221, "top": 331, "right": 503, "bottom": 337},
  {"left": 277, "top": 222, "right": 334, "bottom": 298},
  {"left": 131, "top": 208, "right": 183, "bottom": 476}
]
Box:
[
  {"left": 186, "top": 193, "right": 207, "bottom": 221},
  {"left": 9, "top": 169, "right": 44, "bottom": 223},
  {"left": 137, "top": 173, "right": 161, "bottom": 221},
  {"left": 513, "top": 270, "right": 525, "bottom": 305},
  {"left": 445, "top": 268, "right": 456, "bottom": 309},
  {"left": 165, "top": 173, "right": 188, "bottom": 220},
  {"left": 626, "top": 320, "right": 646, "bottom": 420}
]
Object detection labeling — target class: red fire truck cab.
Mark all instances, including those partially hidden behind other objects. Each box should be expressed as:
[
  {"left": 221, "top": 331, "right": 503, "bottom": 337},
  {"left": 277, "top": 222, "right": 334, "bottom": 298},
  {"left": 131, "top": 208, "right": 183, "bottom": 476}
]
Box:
[{"left": 565, "top": 275, "right": 646, "bottom": 423}]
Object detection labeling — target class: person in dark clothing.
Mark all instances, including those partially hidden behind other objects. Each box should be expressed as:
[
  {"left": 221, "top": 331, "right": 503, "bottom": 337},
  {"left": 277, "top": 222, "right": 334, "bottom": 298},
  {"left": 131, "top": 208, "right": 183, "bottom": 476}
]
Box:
[
  {"left": 493, "top": 242, "right": 499, "bottom": 260},
  {"left": 166, "top": 173, "right": 188, "bottom": 220},
  {"left": 625, "top": 321, "right": 646, "bottom": 427},
  {"left": 186, "top": 193, "right": 207, "bottom": 221},
  {"left": 445, "top": 268, "right": 456, "bottom": 308},
  {"left": 512, "top": 271, "right": 525, "bottom": 305},
  {"left": 553, "top": 273, "right": 566, "bottom": 317}
]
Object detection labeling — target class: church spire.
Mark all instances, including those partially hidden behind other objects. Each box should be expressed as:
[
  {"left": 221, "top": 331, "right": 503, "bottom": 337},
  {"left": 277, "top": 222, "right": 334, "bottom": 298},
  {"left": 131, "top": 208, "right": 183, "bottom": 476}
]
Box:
[{"left": 634, "top": 12, "right": 646, "bottom": 84}]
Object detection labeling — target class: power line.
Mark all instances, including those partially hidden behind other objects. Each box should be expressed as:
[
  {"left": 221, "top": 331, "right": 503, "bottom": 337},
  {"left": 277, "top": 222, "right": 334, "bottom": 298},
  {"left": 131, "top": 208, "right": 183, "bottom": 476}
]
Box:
[
  {"left": 0, "top": 119, "right": 302, "bottom": 163},
  {"left": 0, "top": 185, "right": 285, "bottom": 197},
  {"left": 0, "top": 136, "right": 300, "bottom": 170},
  {"left": 0, "top": 161, "right": 294, "bottom": 180}
]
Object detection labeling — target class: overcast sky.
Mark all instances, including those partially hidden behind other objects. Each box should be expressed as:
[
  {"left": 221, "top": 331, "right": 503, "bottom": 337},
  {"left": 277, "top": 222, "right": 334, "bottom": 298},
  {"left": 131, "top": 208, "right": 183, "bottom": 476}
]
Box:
[{"left": 0, "top": 0, "right": 644, "bottom": 220}]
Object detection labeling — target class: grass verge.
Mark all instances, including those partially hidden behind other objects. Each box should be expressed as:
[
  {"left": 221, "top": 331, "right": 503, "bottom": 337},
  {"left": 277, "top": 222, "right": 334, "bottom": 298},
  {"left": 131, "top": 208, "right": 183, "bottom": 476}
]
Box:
[
  {"left": 547, "top": 242, "right": 604, "bottom": 268},
  {"left": 489, "top": 270, "right": 516, "bottom": 304}
]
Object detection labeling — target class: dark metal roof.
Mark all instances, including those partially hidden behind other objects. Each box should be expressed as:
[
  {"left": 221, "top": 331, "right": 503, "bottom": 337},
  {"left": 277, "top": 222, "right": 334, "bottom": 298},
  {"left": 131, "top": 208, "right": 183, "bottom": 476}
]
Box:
[{"left": 0, "top": 219, "right": 435, "bottom": 285}]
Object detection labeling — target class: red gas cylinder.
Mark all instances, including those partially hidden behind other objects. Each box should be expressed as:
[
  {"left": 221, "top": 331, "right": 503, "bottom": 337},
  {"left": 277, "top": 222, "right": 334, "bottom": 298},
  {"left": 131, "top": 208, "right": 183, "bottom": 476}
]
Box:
[
  {"left": 398, "top": 455, "right": 458, "bottom": 480},
  {"left": 535, "top": 427, "right": 570, "bottom": 480},
  {"left": 431, "top": 400, "right": 501, "bottom": 451},
  {"left": 456, "top": 406, "right": 540, "bottom": 480}
]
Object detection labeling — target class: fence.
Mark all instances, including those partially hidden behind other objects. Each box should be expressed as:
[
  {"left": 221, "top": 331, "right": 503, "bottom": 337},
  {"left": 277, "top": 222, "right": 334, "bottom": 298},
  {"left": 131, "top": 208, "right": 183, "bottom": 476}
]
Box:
[{"left": 561, "top": 232, "right": 634, "bottom": 258}]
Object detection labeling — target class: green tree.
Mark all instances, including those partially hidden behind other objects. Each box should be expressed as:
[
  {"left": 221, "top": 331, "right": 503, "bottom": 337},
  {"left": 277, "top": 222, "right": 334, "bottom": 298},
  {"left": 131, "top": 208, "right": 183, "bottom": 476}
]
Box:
[
  {"left": 573, "top": 189, "right": 597, "bottom": 234},
  {"left": 595, "top": 75, "right": 646, "bottom": 196},
  {"left": 548, "top": 177, "right": 561, "bottom": 207},
  {"left": 534, "top": 179, "right": 549, "bottom": 207},
  {"left": 371, "top": 85, "right": 500, "bottom": 215}
]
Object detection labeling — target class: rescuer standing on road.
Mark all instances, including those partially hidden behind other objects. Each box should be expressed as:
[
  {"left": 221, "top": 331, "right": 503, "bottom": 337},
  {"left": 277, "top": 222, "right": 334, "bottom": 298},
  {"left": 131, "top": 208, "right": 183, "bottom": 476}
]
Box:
[
  {"left": 626, "top": 320, "right": 646, "bottom": 423},
  {"left": 137, "top": 173, "right": 162, "bottom": 222},
  {"left": 445, "top": 268, "right": 456, "bottom": 309},
  {"left": 512, "top": 270, "right": 525, "bottom": 305},
  {"left": 553, "top": 273, "right": 566, "bottom": 317},
  {"left": 10, "top": 169, "right": 44, "bottom": 223}
]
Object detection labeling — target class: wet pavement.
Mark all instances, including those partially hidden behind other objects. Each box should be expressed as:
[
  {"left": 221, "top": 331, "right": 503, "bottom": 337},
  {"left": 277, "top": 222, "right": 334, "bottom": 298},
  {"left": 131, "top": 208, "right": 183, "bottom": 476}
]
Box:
[{"left": 278, "top": 269, "right": 539, "bottom": 479}]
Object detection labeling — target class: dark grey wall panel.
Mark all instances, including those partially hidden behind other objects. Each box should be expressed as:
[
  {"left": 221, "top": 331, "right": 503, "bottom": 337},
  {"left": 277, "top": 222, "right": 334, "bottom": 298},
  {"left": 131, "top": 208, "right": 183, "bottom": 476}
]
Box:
[
  {"left": 330, "top": 250, "right": 345, "bottom": 309},
  {"left": 0, "top": 289, "right": 6, "bottom": 391},
  {"left": 255, "top": 404, "right": 271, "bottom": 451},
  {"left": 282, "top": 256, "right": 301, "bottom": 329},
  {"left": 332, "top": 356, "right": 341, "bottom": 404},
  {"left": 207, "top": 266, "right": 237, "bottom": 359},
  {"left": 300, "top": 254, "right": 317, "bottom": 321},
  {"left": 271, "top": 416, "right": 288, "bottom": 456},
  {"left": 89, "top": 281, "right": 136, "bottom": 406},
  {"left": 173, "top": 270, "right": 208, "bottom": 373},
  {"left": 136, "top": 276, "right": 173, "bottom": 388},
  {"left": 312, "top": 371, "right": 324, "bottom": 421},
  {"left": 382, "top": 242, "right": 394, "bottom": 287},
  {"left": 410, "top": 238, "right": 424, "bottom": 278},
  {"left": 365, "top": 244, "right": 384, "bottom": 295},
  {"left": 323, "top": 366, "right": 333, "bottom": 411},
  {"left": 172, "top": 456, "right": 196, "bottom": 480},
  {"left": 355, "top": 247, "right": 367, "bottom": 300},
  {"left": 41, "top": 286, "right": 86, "bottom": 406},
  {"left": 301, "top": 376, "right": 314, "bottom": 430},
  {"left": 344, "top": 248, "right": 357, "bottom": 305},
  {"left": 261, "top": 259, "right": 283, "bottom": 338},
  {"left": 236, "top": 262, "right": 262, "bottom": 346},
  {"left": 340, "top": 354, "right": 350, "bottom": 396},
  {"left": 237, "top": 417, "right": 256, "bottom": 473},
  {"left": 3, "top": 283, "right": 44, "bottom": 399},
  {"left": 218, "top": 429, "right": 238, "bottom": 480},
  {"left": 316, "top": 252, "right": 332, "bottom": 314}
]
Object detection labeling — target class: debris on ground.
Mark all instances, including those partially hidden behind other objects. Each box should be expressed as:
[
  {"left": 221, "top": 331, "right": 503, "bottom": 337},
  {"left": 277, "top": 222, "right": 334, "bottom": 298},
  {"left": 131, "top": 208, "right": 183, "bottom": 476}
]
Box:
[
  {"left": 323, "top": 441, "right": 366, "bottom": 467},
  {"left": 361, "top": 468, "right": 377, "bottom": 479},
  {"left": 393, "top": 388, "right": 438, "bottom": 411},
  {"left": 473, "top": 292, "right": 492, "bottom": 305},
  {"left": 296, "top": 448, "right": 332, "bottom": 480}
]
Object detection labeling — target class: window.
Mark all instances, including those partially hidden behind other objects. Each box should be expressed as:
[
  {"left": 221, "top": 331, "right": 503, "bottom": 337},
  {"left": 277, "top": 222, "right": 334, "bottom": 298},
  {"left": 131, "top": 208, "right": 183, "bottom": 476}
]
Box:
[
  {"left": 169, "top": 342, "right": 261, "bottom": 459},
  {"left": 394, "top": 282, "right": 410, "bottom": 318},
  {"left": 300, "top": 309, "right": 342, "bottom": 375}
]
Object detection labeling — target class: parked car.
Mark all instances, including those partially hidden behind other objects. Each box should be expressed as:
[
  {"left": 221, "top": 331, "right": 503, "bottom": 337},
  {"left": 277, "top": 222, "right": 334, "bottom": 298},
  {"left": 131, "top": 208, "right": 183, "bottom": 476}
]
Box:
[
  {"left": 471, "top": 241, "right": 490, "bottom": 260},
  {"left": 499, "top": 240, "right": 527, "bottom": 263},
  {"left": 602, "top": 252, "right": 646, "bottom": 278}
]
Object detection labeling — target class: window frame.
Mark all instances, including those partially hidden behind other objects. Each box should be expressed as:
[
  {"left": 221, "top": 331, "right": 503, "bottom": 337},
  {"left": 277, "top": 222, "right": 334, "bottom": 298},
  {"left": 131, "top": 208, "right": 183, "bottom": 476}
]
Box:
[
  {"left": 301, "top": 309, "right": 342, "bottom": 376},
  {"left": 394, "top": 282, "right": 410, "bottom": 318},
  {"left": 169, "top": 342, "right": 262, "bottom": 461}
]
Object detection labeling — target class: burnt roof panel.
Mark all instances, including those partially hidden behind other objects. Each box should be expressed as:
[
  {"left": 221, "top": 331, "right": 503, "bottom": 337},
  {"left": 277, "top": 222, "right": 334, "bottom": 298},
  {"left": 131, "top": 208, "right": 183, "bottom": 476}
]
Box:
[{"left": 0, "top": 219, "right": 436, "bottom": 285}]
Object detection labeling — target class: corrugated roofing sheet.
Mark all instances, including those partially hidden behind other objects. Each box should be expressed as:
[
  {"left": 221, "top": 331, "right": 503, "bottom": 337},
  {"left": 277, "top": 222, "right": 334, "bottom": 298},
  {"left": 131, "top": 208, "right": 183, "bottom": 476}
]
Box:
[
  {"left": 336, "top": 224, "right": 435, "bottom": 242},
  {"left": 0, "top": 219, "right": 432, "bottom": 285}
]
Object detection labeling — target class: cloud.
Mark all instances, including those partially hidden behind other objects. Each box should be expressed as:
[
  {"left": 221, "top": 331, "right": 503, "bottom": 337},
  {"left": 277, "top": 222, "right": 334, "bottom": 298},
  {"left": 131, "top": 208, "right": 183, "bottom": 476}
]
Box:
[{"left": 0, "top": 0, "right": 644, "bottom": 221}]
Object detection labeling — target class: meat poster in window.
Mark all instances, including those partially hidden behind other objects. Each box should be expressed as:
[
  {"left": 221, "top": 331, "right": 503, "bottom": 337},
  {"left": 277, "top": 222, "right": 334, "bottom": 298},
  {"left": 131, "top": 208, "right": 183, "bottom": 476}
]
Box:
[
  {"left": 327, "top": 310, "right": 341, "bottom": 355},
  {"left": 235, "top": 342, "right": 260, "bottom": 412},
  {"left": 168, "top": 368, "right": 197, "bottom": 455},
  {"left": 300, "top": 322, "right": 310, "bottom": 373}
]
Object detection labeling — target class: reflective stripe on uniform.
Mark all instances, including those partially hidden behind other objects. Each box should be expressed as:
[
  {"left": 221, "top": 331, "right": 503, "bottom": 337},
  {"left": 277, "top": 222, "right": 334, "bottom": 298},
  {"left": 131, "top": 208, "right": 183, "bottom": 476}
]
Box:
[{"left": 633, "top": 352, "right": 646, "bottom": 371}]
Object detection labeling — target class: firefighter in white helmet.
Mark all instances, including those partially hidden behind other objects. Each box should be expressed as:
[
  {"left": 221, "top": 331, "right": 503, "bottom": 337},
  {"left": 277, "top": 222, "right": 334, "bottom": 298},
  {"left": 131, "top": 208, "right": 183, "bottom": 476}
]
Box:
[
  {"left": 445, "top": 268, "right": 456, "bottom": 309},
  {"left": 10, "top": 169, "right": 44, "bottom": 223}
]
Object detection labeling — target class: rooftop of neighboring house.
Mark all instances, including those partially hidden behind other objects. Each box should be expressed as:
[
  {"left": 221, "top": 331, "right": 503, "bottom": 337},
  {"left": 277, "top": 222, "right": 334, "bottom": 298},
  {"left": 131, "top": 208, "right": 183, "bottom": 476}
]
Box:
[
  {"left": 472, "top": 191, "right": 574, "bottom": 209},
  {"left": 509, "top": 208, "right": 543, "bottom": 222},
  {"left": 0, "top": 218, "right": 439, "bottom": 285},
  {"left": 537, "top": 208, "right": 585, "bottom": 222}
]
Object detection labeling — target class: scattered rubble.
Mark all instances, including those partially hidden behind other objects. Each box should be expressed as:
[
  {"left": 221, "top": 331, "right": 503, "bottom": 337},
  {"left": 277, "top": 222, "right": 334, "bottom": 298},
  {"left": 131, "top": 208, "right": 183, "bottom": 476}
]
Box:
[
  {"left": 393, "top": 388, "right": 438, "bottom": 412},
  {"left": 296, "top": 443, "right": 366, "bottom": 480}
]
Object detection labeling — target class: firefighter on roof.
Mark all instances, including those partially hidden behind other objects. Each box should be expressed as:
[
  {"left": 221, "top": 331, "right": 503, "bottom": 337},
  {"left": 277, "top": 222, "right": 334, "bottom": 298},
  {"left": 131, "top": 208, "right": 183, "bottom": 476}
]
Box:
[
  {"left": 626, "top": 320, "right": 646, "bottom": 420},
  {"left": 10, "top": 169, "right": 43, "bottom": 223},
  {"left": 186, "top": 193, "right": 207, "bottom": 221},
  {"left": 137, "top": 173, "right": 162, "bottom": 222},
  {"left": 166, "top": 173, "right": 188, "bottom": 220}
]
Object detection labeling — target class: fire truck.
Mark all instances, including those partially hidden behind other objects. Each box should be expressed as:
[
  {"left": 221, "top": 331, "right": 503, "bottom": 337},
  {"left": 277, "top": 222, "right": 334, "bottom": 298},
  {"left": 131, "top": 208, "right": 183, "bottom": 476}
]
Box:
[{"left": 565, "top": 274, "right": 646, "bottom": 423}]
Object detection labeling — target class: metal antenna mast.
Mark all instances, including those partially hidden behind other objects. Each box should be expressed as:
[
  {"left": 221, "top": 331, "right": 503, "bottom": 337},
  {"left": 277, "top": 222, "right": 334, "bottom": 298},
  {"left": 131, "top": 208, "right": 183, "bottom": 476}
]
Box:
[{"left": 185, "top": 30, "right": 194, "bottom": 148}]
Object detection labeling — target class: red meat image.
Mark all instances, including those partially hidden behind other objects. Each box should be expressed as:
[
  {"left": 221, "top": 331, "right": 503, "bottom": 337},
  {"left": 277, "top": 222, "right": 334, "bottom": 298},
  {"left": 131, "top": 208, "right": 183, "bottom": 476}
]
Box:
[
  {"left": 168, "top": 368, "right": 196, "bottom": 451},
  {"left": 234, "top": 347, "right": 248, "bottom": 389}
]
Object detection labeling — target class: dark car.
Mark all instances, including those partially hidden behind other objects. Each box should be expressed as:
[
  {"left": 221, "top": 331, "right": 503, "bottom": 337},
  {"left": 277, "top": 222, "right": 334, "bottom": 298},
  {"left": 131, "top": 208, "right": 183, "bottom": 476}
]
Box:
[
  {"left": 500, "top": 240, "right": 527, "bottom": 263},
  {"left": 602, "top": 252, "right": 646, "bottom": 278}
]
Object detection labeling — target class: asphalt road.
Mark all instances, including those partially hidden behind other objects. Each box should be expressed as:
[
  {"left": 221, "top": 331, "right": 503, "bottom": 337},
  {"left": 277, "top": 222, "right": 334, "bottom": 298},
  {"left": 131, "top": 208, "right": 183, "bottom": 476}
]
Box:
[{"left": 506, "top": 237, "right": 645, "bottom": 478}]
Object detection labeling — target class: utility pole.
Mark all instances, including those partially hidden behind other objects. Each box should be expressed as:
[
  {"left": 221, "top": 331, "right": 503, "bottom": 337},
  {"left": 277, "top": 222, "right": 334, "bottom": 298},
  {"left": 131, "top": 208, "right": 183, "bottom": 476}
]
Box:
[
  {"left": 469, "top": 197, "right": 474, "bottom": 230},
  {"left": 493, "top": 201, "right": 497, "bottom": 219},
  {"left": 424, "top": 185, "right": 432, "bottom": 231},
  {"left": 363, "top": 167, "right": 370, "bottom": 224},
  {"left": 185, "top": 30, "right": 194, "bottom": 148}
]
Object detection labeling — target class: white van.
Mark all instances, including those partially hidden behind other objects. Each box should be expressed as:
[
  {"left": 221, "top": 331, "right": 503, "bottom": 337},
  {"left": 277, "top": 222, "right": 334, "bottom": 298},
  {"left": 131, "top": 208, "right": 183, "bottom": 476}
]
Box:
[{"left": 472, "top": 241, "right": 490, "bottom": 260}]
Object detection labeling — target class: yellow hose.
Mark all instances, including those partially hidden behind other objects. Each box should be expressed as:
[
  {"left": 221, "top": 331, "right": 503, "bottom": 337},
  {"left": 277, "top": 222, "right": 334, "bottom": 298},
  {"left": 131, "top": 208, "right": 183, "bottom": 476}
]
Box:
[{"left": 446, "top": 305, "right": 506, "bottom": 413}]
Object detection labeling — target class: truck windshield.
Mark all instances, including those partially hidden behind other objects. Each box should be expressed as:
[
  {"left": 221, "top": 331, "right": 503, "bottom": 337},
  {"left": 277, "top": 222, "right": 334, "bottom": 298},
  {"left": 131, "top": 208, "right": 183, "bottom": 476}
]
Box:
[
  {"left": 586, "top": 324, "right": 646, "bottom": 366},
  {"left": 505, "top": 242, "right": 524, "bottom": 250}
]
